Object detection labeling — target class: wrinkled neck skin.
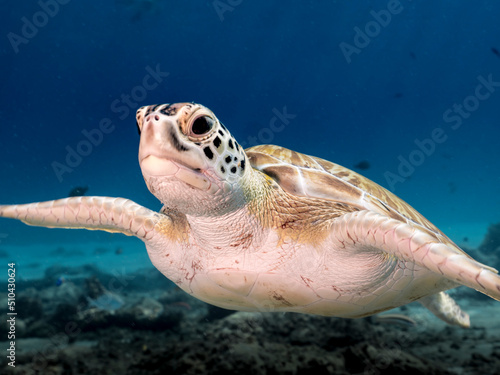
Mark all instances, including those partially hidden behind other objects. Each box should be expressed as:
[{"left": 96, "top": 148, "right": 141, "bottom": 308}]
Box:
[
  {"left": 146, "top": 167, "right": 274, "bottom": 253},
  {"left": 187, "top": 206, "right": 266, "bottom": 254}
]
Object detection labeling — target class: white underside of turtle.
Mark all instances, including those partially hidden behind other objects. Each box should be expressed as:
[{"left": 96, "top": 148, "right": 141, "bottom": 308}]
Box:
[{"left": 1, "top": 102, "right": 498, "bottom": 329}]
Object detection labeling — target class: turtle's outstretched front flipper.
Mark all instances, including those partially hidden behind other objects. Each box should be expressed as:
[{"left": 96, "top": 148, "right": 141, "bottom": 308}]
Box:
[
  {"left": 419, "top": 292, "right": 470, "bottom": 328},
  {"left": 0, "top": 197, "right": 160, "bottom": 240}
]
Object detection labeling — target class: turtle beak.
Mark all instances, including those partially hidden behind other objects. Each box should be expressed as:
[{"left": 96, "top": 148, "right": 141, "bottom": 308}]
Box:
[
  {"left": 136, "top": 105, "right": 151, "bottom": 134},
  {"left": 137, "top": 106, "right": 193, "bottom": 164},
  {"left": 137, "top": 105, "right": 213, "bottom": 190}
]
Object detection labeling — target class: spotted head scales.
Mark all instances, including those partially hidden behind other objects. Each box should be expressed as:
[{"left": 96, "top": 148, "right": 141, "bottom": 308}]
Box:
[
  {"left": 136, "top": 103, "right": 250, "bottom": 217},
  {"left": 2, "top": 102, "right": 500, "bottom": 328}
]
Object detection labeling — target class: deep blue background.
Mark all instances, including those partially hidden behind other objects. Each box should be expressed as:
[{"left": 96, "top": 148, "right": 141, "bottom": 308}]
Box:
[{"left": 1, "top": 0, "right": 500, "bottom": 246}]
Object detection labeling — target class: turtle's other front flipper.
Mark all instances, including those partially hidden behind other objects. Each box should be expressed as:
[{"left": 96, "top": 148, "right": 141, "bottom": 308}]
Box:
[
  {"left": 333, "top": 210, "right": 500, "bottom": 302},
  {"left": 419, "top": 292, "right": 470, "bottom": 328},
  {"left": 0, "top": 197, "right": 161, "bottom": 240}
]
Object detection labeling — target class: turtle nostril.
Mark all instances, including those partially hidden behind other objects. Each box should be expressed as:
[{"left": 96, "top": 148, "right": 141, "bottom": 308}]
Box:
[{"left": 154, "top": 115, "right": 160, "bottom": 121}]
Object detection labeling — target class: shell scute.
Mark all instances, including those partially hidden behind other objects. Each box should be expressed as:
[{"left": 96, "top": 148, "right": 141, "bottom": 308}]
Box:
[{"left": 246, "top": 145, "right": 447, "bottom": 244}]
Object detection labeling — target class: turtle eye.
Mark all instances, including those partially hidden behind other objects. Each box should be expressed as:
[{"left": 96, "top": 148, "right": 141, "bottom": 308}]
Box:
[{"left": 190, "top": 115, "right": 215, "bottom": 137}]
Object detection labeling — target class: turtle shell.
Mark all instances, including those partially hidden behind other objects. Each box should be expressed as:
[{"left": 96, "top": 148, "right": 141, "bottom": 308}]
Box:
[{"left": 246, "top": 144, "right": 464, "bottom": 253}]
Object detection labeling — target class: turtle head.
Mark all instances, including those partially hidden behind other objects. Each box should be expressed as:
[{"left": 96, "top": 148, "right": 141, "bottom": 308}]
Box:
[{"left": 136, "top": 103, "right": 251, "bottom": 216}]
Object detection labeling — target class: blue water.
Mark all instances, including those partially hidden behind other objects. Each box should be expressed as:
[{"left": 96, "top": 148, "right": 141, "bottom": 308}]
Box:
[
  {"left": 1, "top": 2, "right": 500, "bottom": 275},
  {"left": 2, "top": 2, "right": 500, "bottom": 374}
]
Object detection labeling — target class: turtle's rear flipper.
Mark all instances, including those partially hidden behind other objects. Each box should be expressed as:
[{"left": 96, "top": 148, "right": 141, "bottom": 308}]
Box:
[
  {"left": 0, "top": 197, "right": 160, "bottom": 240},
  {"left": 419, "top": 292, "right": 470, "bottom": 328}
]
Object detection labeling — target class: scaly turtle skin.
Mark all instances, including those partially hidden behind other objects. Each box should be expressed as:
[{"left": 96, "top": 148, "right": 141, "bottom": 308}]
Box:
[{"left": 1, "top": 103, "right": 499, "bottom": 328}]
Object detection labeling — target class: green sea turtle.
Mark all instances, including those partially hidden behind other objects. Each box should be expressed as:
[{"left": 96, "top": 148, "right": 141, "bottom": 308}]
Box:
[{"left": 1, "top": 102, "right": 499, "bottom": 328}]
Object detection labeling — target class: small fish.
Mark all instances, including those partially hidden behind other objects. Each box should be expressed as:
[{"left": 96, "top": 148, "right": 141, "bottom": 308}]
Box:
[
  {"left": 492, "top": 47, "right": 500, "bottom": 58},
  {"left": 68, "top": 186, "right": 89, "bottom": 197},
  {"left": 56, "top": 276, "right": 65, "bottom": 286},
  {"left": 373, "top": 313, "right": 417, "bottom": 327},
  {"left": 409, "top": 52, "right": 416, "bottom": 60},
  {"left": 354, "top": 160, "right": 371, "bottom": 170},
  {"left": 393, "top": 92, "right": 403, "bottom": 98}
]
